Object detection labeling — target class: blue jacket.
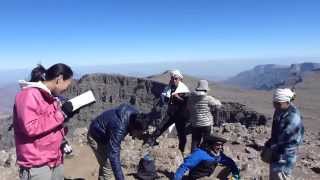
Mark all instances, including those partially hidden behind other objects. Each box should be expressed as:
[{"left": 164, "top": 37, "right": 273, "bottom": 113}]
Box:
[
  {"left": 174, "top": 148, "right": 239, "bottom": 180},
  {"left": 269, "top": 104, "right": 304, "bottom": 154},
  {"left": 89, "top": 104, "right": 139, "bottom": 180}
]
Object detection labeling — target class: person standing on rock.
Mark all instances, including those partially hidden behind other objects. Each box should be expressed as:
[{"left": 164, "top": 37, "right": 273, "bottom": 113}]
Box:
[
  {"left": 147, "top": 69, "right": 190, "bottom": 157},
  {"left": 174, "top": 135, "right": 240, "bottom": 180},
  {"left": 87, "top": 104, "right": 152, "bottom": 180},
  {"left": 188, "top": 80, "right": 222, "bottom": 152},
  {"left": 265, "top": 88, "right": 304, "bottom": 180},
  {"left": 13, "top": 64, "right": 75, "bottom": 180}
]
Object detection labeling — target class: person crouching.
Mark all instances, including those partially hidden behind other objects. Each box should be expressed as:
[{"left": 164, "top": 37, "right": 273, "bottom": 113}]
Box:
[{"left": 87, "top": 104, "right": 150, "bottom": 180}]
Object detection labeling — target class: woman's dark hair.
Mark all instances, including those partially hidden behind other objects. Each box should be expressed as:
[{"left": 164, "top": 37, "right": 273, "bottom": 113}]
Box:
[{"left": 30, "top": 63, "right": 73, "bottom": 82}]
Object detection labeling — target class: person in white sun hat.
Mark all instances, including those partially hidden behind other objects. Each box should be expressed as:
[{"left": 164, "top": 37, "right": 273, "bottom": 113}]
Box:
[
  {"left": 147, "top": 69, "right": 190, "bottom": 157},
  {"left": 264, "top": 88, "right": 304, "bottom": 180}
]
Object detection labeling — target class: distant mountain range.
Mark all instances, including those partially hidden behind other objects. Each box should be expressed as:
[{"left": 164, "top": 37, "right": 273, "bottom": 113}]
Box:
[
  {"left": 0, "top": 61, "right": 235, "bottom": 87},
  {"left": 224, "top": 62, "right": 320, "bottom": 90}
]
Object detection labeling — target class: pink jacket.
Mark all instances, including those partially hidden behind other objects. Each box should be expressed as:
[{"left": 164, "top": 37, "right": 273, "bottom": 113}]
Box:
[{"left": 13, "top": 81, "right": 66, "bottom": 168}]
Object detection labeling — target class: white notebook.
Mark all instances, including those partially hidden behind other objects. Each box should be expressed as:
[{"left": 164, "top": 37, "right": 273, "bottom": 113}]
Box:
[{"left": 69, "top": 90, "right": 96, "bottom": 111}]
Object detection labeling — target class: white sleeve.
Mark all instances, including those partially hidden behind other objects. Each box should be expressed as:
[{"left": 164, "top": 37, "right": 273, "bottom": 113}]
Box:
[
  {"left": 208, "top": 96, "right": 222, "bottom": 108},
  {"left": 161, "top": 86, "right": 171, "bottom": 104}
]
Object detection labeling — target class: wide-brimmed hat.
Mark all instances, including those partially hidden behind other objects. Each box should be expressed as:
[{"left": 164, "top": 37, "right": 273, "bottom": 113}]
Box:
[
  {"left": 204, "top": 135, "right": 227, "bottom": 145},
  {"left": 196, "top": 80, "right": 210, "bottom": 91}
]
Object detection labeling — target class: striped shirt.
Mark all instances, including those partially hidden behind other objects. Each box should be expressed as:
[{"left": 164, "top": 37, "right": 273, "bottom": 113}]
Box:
[{"left": 187, "top": 91, "right": 221, "bottom": 127}]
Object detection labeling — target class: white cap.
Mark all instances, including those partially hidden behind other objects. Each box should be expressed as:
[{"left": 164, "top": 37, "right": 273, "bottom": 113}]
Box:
[
  {"left": 170, "top": 69, "right": 183, "bottom": 79},
  {"left": 273, "top": 88, "right": 295, "bottom": 102}
]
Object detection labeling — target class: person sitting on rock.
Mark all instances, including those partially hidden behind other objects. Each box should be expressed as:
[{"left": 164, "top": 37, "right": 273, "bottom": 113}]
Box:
[
  {"left": 187, "top": 80, "right": 222, "bottom": 152},
  {"left": 147, "top": 69, "right": 190, "bottom": 157},
  {"left": 174, "top": 135, "right": 240, "bottom": 180},
  {"left": 87, "top": 103, "right": 152, "bottom": 180}
]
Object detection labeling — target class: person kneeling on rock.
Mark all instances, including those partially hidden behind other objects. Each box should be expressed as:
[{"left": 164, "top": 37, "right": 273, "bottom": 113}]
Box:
[
  {"left": 87, "top": 104, "right": 152, "bottom": 180},
  {"left": 174, "top": 135, "right": 240, "bottom": 180}
]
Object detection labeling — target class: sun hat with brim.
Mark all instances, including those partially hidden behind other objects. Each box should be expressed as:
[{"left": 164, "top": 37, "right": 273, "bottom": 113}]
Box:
[
  {"left": 204, "top": 135, "right": 227, "bottom": 145},
  {"left": 195, "top": 80, "right": 210, "bottom": 91}
]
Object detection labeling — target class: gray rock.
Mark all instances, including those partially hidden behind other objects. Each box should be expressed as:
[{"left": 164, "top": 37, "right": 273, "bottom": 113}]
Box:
[
  {"left": 245, "top": 147, "right": 256, "bottom": 154},
  {"left": 307, "top": 151, "right": 320, "bottom": 161},
  {"left": 0, "top": 150, "right": 9, "bottom": 167},
  {"left": 72, "top": 127, "right": 88, "bottom": 144}
]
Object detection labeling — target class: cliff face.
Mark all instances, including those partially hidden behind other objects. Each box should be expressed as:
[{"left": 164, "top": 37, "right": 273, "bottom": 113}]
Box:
[
  {"left": 0, "top": 73, "right": 268, "bottom": 150},
  {"left": 214, "top": 102, "right": 268, "bottom": 127},
  {"left": 62, "top": 73, "right": 166, "bottom": 133}
]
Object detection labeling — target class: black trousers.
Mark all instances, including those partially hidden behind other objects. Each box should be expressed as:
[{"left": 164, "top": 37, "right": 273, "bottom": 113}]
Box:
[
  {"left": 153, "top": 113, "right": 188, "bottom": 153},
  {"left": 191, "top": 126, "right": 212, "bottom": 152}
]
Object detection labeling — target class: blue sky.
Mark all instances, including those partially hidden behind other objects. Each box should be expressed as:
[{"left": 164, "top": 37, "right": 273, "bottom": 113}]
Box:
[{"left": 0, "top": 0, "right": 320, "bottom": 70}]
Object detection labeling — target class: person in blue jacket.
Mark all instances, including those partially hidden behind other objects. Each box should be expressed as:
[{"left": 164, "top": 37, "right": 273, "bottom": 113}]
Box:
[
  {"left": 174, "top": 135, "right": 240, "bottom": 180},
  {"left": 87, "top": 104, "right": 151, "bottom": 180}
]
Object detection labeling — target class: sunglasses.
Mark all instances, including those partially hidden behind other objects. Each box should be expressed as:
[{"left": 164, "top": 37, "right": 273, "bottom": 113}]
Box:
[
  {"left": 171, "top": 77, "right": 180, "bottom": 80},
  {"left": 214, "top": 143, "right": 224, "bottom": 147}
]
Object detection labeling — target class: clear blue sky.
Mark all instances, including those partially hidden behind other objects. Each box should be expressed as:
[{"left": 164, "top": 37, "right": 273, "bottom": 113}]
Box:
[{"left": 0, "top": 0, "right": 320, "bottom": 70}]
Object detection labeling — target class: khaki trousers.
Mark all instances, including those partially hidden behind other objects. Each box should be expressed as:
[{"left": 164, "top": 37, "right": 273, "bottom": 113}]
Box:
[
  {"left": 19, "top": 165, "right": 63, "bottom": 180},
  {"left": 87, "top": 132, "right": 114, "bottom": 180}
]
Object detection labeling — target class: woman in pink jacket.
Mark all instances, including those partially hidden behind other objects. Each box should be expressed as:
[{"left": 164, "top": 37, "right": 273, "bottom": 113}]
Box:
[{"left": 13, "top": 63, "right": 74, "bottom": 180}]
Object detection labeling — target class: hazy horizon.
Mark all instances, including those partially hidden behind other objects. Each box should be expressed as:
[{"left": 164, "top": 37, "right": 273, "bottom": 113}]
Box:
[{"left": 1, "top": 58, "right": 320, "bottom": 87}]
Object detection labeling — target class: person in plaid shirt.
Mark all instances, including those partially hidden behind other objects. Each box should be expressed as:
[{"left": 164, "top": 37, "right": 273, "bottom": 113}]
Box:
[{"left": 265, "top": 88, "right": 304, "bottom": 180}]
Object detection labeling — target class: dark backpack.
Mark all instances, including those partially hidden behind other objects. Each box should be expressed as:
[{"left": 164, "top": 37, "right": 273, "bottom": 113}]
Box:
[
  {"left": 188, "top": 161, "right": 217, "bottom": 180},
  {"left": 135, "top": 154, "right": 158, "bottom": 180}
]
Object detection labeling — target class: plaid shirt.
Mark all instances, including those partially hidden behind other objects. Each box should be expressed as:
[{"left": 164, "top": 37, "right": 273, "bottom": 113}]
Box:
[
  {"left": 269, "top": 104, "right": 304, "bottom": 153},
  {"left": 268, "top": 104, "right": 304, "bottom": 174}
]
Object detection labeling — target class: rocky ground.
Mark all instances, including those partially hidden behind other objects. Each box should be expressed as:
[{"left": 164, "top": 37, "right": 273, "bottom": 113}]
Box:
[{"left": 1, "top": 123, "right": 320, "bottom": 180}]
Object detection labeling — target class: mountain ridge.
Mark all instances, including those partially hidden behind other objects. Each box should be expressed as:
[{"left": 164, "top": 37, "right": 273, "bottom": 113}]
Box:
[{"left": 224, "top": 62, "right": 320, "bottom": 90}]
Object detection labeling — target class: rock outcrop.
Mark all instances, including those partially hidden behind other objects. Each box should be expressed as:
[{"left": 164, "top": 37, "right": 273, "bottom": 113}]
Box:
[{"left": 214, "top": 102, "right": 268, "bottom": 127}]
